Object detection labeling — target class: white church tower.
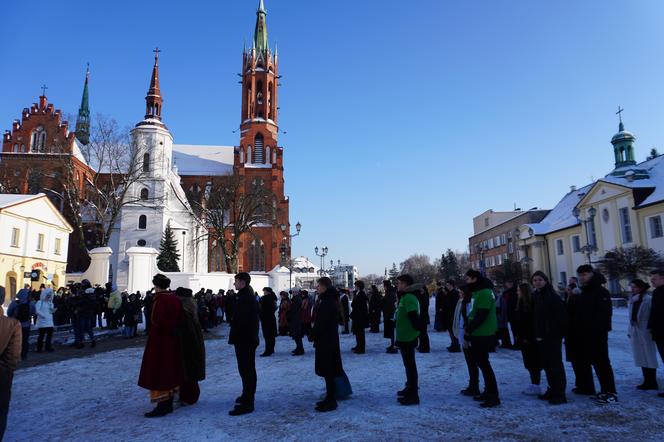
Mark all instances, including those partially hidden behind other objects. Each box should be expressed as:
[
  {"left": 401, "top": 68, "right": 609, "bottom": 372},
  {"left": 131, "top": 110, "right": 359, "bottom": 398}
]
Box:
[{"left": 108, "top": 49, "right": 207, "bottom": 290}]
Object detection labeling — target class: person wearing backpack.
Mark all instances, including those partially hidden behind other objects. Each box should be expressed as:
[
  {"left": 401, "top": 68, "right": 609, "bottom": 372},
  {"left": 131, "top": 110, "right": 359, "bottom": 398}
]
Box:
[{"left": 7, "top": 284, "right": 34, "bottom": 361}]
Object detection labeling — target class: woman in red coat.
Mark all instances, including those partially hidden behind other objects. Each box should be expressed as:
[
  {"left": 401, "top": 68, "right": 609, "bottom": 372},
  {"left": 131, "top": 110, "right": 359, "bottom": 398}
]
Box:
[{"left": 138, "top": 274, "right": 184, "bottom": 418}]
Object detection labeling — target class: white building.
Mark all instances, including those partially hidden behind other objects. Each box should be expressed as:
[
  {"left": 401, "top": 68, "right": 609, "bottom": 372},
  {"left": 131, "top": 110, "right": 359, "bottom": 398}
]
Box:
[{"left": 0, "top": 193, "right": 72, "bottom": 302}]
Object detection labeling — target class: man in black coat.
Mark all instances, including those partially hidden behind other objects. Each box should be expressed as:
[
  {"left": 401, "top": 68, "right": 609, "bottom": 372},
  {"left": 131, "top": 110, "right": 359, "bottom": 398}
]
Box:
[
  {"left": 368, "top": 285, "right": 383, "bottom": 333},
  {"left": 259, "top": 287, "right": 278, "bottom": 357},
  {"left": 289, "top": 291, "right": 304, "bottom": 355},
  {"left": 648, "top": 269, "right": 664, "bottom": 398},
  {"left": 228, "top": 273, "right": 260, "bottom": 416},
  {"left": 416, "top": 286, "right": 430, "bottom": 353},
  {"left": 340, "top": 290, "right": 350, "bottom": 334},
  {"left": 444, "top": 281, "right": 461, "bottom": 352},
  {"left": 309, "top": 277, "right": 344, "bottom": 412},
  {"left": 383, "top": 280, "right": 398, "bottom": 354},
  {"left": 531, "top": 272, "right": 568, "bottom": 405},
  {"left": 569, "top": 265, "right": 616, "bottom": 404},
  {"left": 350, "top": 281, "right": 369, "bottom": 354}
]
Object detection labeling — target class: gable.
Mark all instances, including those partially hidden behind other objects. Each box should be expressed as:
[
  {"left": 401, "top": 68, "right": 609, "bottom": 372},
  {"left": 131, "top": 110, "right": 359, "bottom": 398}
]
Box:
[
  {"left": 4, "top": 197, "right": 73, "bottom": 232},
  {"left": 578, "top": 181, "right": 631, "bottom": 207}
]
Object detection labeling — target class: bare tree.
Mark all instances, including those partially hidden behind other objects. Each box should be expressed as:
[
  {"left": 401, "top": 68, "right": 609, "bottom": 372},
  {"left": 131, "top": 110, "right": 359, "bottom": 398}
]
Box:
[
  {"left": 191, "top": 174, "right": 276, "bottom": 273},
  {"left": 399, "top": 254, "right": 437, "bottom": 285}
]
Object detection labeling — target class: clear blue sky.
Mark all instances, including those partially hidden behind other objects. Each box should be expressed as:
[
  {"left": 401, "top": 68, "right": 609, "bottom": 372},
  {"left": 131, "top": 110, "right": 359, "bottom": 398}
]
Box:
[{"left": 3, "top": 0, "right": 664, "bottom": 275}]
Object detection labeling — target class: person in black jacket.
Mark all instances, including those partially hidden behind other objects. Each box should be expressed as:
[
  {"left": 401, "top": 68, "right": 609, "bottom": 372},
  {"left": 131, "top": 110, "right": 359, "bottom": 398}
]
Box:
[
  {"left": 340, "top": 289, "right": 350, "bottom": 334},
  {"left": 568, "top": 265, "right": 617, "bottom": 404},
  {"left": 531, "top": 272, "right": 568, "bottom": 405},
  {"left": 309, "top": 277, "right": 344, "bottom": 412},
  {"left": 350, "top": 281, "right": 369, "bottom": 354},
  {"left": 383, "top": 280, "right": 398, "bottom": 353},
  {"left": 445, "top": 281, "right": 461, "bottom": 352},
  {"left": 368, "top": 285, "right": 383, "bottom": 333},
  {"left": 416, "top": 285, "right": 430, "bottom": 353},
  {"left": 648, "top": 269, "right": 664, "bottom": 398},
  {"left": 228, "top": 273, "right": 260, "bottom": 416},
  {"left": 259, "top": 287, "right": 278, "bottom": 357}
]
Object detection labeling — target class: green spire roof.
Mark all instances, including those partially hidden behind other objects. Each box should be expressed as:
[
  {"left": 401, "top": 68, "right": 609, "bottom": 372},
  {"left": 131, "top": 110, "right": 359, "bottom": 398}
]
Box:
[
  {"left": 253, "top": 0, "right": 268, "bottom": 54},
  {"left": 75, "top": 64, "right": 91, "bottom": 145}
]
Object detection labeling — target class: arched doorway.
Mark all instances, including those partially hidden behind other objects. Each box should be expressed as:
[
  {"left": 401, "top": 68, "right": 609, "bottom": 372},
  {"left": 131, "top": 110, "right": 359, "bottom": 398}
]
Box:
[{"left": 5, "top": 272, "right": 18, "bottom": 299}]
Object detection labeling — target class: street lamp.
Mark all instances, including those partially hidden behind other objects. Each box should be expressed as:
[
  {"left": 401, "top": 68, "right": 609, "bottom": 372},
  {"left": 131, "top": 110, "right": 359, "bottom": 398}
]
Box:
[
  {"left": 573, "top": 206, "right": 598, "bottom": 264},
  {"left": 280, "top": 222, "right": 302, "bottom": 290},
  {"left": 315, "top": 246, "right": 328, "bottom": 276}
]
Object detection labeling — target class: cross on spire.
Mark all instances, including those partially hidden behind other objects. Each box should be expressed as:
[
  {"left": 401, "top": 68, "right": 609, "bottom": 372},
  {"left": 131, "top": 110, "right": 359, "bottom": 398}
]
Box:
[
  {"left": 616, "top": 106, "right": 624, "bottom": 124},
  {"left": 153, "top": 47, "right": 161, "bottom": 64},
  {"left": 40, "top": 84, "right": 48, "bottom": 97}
]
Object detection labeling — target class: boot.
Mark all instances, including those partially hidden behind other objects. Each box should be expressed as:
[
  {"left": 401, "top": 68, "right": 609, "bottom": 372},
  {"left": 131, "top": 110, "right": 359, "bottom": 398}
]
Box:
[
  {"left": 637, "top": 368, "right": 659, "bottom": 390},
  {"left": 144, "top": 398, "right": 173, "bottom": 418},
  {"left": 229, "top": 403, "right": 254, "bottom": 416},
  {"left": 90, "top": 340, "right": 96, "bottom": 348},
  {"left": 461, "top": 386, "right": 480, "bottom": 397},
  {"left": 480, "top": 397, "right": 501, "bottom": 408},
  {"left": 398, "top": 392, "right": 420, "bottom": 406},
  {"left": 315, "top": 399, "right": 338, "bottom": 412}
]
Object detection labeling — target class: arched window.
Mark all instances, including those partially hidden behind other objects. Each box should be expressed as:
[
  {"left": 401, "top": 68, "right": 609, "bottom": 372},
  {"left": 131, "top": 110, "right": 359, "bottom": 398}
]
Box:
[
  {"left": 20, "top": 144, "right": 26, "bottom": 152},
  {"left": 254, "top": 133, "right": 265, "bottom": 164},
  {"left": 143, "top": 153, "right": 150, "bottom": 172},
  {"left": 249, "top": 239, "right": 266, "bottom": 272},
  {"left": 140, "top": 188, "right": 149, "bottom": 200},
  {"left": 266, "top": 146, "right": 271, "bottom": 164},
  {"left": 12, "top": 143, "right": 18, "bottom": 153},
  {"left": 31, "top": 126, "right": 45, "bottom": 152},
  {"left": 247, "top": 145, "right": 252, "bottom": 164},
  {"left": 138, "top": 215, "right": 147, "bottom": 230}
]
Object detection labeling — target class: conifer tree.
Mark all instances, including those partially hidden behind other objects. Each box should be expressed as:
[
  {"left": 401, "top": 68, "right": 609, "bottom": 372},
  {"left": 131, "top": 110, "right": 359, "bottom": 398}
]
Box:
[{"left": 157, "top": 222, "right": 181, "bottom": 272}]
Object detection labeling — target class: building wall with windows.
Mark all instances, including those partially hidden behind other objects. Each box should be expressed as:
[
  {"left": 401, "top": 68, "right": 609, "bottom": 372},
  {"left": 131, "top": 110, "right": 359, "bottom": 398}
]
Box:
[{"left": 0, "top": 193, "right": 72, "bottom": 306}]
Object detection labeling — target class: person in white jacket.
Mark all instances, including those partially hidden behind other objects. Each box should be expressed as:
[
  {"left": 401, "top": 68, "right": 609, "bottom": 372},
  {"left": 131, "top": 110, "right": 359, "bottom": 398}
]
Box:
[
  {"left": 628, "top": 279, "right": 659, "bottom": 390},
  {"left": 36, "top": 287, "right": 55, "bottom": 352}
]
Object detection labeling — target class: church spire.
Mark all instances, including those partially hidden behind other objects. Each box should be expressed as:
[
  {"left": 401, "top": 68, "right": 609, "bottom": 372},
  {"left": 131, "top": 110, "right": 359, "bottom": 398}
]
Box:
[
  {"left": 253, "top": 0, "right": 268, "bottom": 55},
  {"left": 144, "top": 47, "right": 163, "bottom": 121},
  {"left": 611, "top": 106, "right": 636, "bottom": 168},
  {"left": 75, "top": 64, "right": 91, "bottom": 145}
]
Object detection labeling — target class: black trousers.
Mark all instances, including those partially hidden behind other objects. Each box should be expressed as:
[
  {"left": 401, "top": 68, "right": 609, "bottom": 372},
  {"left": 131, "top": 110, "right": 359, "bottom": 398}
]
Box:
[
  {"left": 234, "top": 344, "right": 257, "bottom": 404},
  {"left": 324, "top": 376, "right": 337, "bottom": 402},
  {"left": 538, "top": 339, "right": 566, "bottom": 399},
  {"left": 417, "top": 326, "right": 430, "bottom": 352},
  {"left": 520, "top": 341, "right": 542, "bottom": 385},
  {"left": 656, "top": 339, "right": 664, "bottom": 365},
  {"left": 0, "top": 369, "right": 13, "bottom": 441},
  {"left": 463, "top": 347, "right": 479, "bottom": 389},
  {"left": 384, "top": 320, "right": 396, "bottom": 346},
  {"left": 20, "top": 326, "right": 30, "bottom": 359},
  {"left": 469, "top": 336, "right": 499, "bottom": 399},
  {"left": 572, "top": 334, "right": 616, "bottom": 394},
  {"left": 37, "top": 327, "right": 54, "bottom": 351},
  {"left": 263, "top": 333, "right": 275, "bottom": 354},
  {"left": 354, "top": 327, "right": 365, "bottom": 352},
  {"left": 398, "top": 340, "right": 418, "bottom": 393},
  {"left": 294, "top": 336, "right": 304, "bottom": 352}
]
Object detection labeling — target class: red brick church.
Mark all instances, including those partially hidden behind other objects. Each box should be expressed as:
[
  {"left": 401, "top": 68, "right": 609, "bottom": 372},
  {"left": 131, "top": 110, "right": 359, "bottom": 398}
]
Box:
[{"left": 0, "top": 0, "right": 292, "bottom": 274}]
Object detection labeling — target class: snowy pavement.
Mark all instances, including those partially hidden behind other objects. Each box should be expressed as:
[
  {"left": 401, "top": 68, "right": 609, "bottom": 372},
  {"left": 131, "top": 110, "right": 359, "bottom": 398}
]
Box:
[{"left": 5, "top": 308, "right": 664, "bottom": 441}]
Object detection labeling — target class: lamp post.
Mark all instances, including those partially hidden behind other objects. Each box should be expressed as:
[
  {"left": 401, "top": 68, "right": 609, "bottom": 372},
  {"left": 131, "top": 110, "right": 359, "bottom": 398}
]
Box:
[
  {"left": 573, "top": 206, "right": 598, "bottom": 264},
  {"left": 314, "top": 246, "right": 328, "bottom": 276},
  {"left": 280, "top": 221, "right": 302, "bottom": 291}
]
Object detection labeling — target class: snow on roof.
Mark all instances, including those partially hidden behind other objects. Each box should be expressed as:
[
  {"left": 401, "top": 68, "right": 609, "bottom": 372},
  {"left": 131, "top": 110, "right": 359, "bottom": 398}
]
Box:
[
  {"left": 172, "top": 145, "right": 234, "bottom": 176},
  {"left": 527, "top": 154, "right": 664, "bottom": 235},
  {"left": 0, "top": 193, "right": 43, "bottom": 209},
  {"left": 71, "top": 138, "right": 89, "bottom": 166}
]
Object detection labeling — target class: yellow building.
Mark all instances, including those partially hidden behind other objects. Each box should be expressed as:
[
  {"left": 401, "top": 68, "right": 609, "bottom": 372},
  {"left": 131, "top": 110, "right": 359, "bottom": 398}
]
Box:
[
  {"left": 518, "top": 119, "right": 664, "bottom": 292},
  {"left": 0, "top": 193, "right": 72, "bottom": 306}
]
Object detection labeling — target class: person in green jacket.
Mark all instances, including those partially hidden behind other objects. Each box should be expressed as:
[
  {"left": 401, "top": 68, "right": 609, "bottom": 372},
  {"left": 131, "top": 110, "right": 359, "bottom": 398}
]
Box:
[
  {"left": 395, "top": 274, "right": 421, "bottom": 405},
  {"left": 464, "top": 269, "right": 500, "bottom": 408}
]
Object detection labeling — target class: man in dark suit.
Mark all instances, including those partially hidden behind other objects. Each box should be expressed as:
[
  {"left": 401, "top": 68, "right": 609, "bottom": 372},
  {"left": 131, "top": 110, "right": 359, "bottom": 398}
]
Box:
[{"left": 228, "top": 272, "right": 260, "bottom": 416}]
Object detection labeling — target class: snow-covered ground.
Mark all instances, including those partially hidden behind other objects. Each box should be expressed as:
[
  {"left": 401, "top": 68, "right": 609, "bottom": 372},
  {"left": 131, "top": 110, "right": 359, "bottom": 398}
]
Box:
[{"left": 5, "top": 307, "right": 664, "bottom": 441}]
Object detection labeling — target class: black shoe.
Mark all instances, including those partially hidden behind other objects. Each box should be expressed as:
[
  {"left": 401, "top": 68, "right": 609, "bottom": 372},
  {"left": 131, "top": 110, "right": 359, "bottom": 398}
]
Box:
[
  {"left": 473, "top": 393, "right": 488, "bottom": 402},
  {"left": 572, "top": 387, "right": 596, "bottom": 396},
  {"left": 292, "top": 350, "right": 304, "bottom": 356},
  {"left": 234, "top": 396, "right": 244, "bottom": 405},
  {"left": 386, "top": 347, "right": 399, "bottom": 354},
  {"left": 351, "top": 346, "right": 358, "bottom": 351},
  {"left": 548, "top": 396, "right": 568, "bottom": 405},
  {"left": 144, "top": 399, "right": 173, "bottom": 418},
  {"left": 658, "top": 392, "right": 664, "bottom": 398},
  {"left": 398, "top": 395, "right": 420, "bottom": 406},
  {"left": 636, "top": 383, "right": 659, "bottom": 391},
  {"left": 447, "top": 345, "right": 461, "bottom": 353},
  {"left": 592, "top": 392, "right": 618, "bottom": 405},
  {"left": 417, "top": 348, "right": 430, "bottom": 354},
  {"left": 480, "top": 397, "right": 501, "bottom": 408},
  {"left": 461, "top": 387, "right": 480, "bottom": 397},
  {"left": 315, "top": 400, "right": 338, "bottom": 412},
  {"left": 397, "top": 387, "right": 417, "bottom": 397},
  {"left": 537, "top": 389, "right": 552, "bottom": 401},
  {"left": 75, "top": 343, "right": 84, "bottom": 349},
  {"left": 229, "top": 403, "right": 254, "bottom": 416},
  {"left": 352, "top": 349, "right": 365, "bottom": 354}
]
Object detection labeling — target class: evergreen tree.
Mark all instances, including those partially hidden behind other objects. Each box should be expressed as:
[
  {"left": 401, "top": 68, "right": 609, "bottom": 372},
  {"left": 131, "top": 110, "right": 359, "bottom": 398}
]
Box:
[
  {"left": 444, "top": 249, "right": 461, "bottom": 282},
  {"left": 157, "top": 222, "right": 181, "bottom": 272},
  {"left": 388, "top": 262, "right": 399, "bottom": 281}
]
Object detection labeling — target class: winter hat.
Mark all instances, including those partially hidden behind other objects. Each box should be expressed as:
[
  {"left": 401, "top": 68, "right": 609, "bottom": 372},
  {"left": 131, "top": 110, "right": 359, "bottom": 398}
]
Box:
[
  {"left": 176, "top": 287, "right": 193, "bottom": 298},
  {"left": 152, "top": 274, "right": 171, "bottom": 290}
]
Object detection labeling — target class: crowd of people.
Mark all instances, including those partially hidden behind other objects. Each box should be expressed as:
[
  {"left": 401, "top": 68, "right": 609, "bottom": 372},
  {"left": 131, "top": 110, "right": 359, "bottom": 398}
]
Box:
[{"left": 2, "top": 262, "right": 664, "bottom": 434}]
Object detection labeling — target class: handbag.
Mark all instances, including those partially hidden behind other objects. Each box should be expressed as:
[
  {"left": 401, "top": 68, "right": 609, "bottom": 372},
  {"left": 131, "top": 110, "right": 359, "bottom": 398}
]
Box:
[{"left": 334, "top": 372, "right": 353, "bottom": 400}]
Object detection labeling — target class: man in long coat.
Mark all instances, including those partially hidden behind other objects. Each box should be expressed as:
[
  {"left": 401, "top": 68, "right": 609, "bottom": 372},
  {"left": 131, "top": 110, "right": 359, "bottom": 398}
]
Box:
[
  {"left": 351, "top": 280, "right": 369, "bottom": 354},
  {"left": 228, "top": 272, "right": 260, "bottom": 416},
  {"left": 310, "top": 277, "right": 344, "bottom": 412},
  {"left": 259, "top": 287, "right": 278, "bottom": 357},
  {"left": 138, "top": 274, "right": 184, "bottom": 418},
  {"left": 175, "top": 287, "right": 206, "bottom": 405}
]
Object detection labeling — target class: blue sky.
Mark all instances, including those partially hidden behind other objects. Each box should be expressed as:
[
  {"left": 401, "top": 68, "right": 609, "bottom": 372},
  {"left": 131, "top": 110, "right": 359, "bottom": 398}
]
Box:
[{"left": 2, "top": 0, "right": 664, "bottom": 275}]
